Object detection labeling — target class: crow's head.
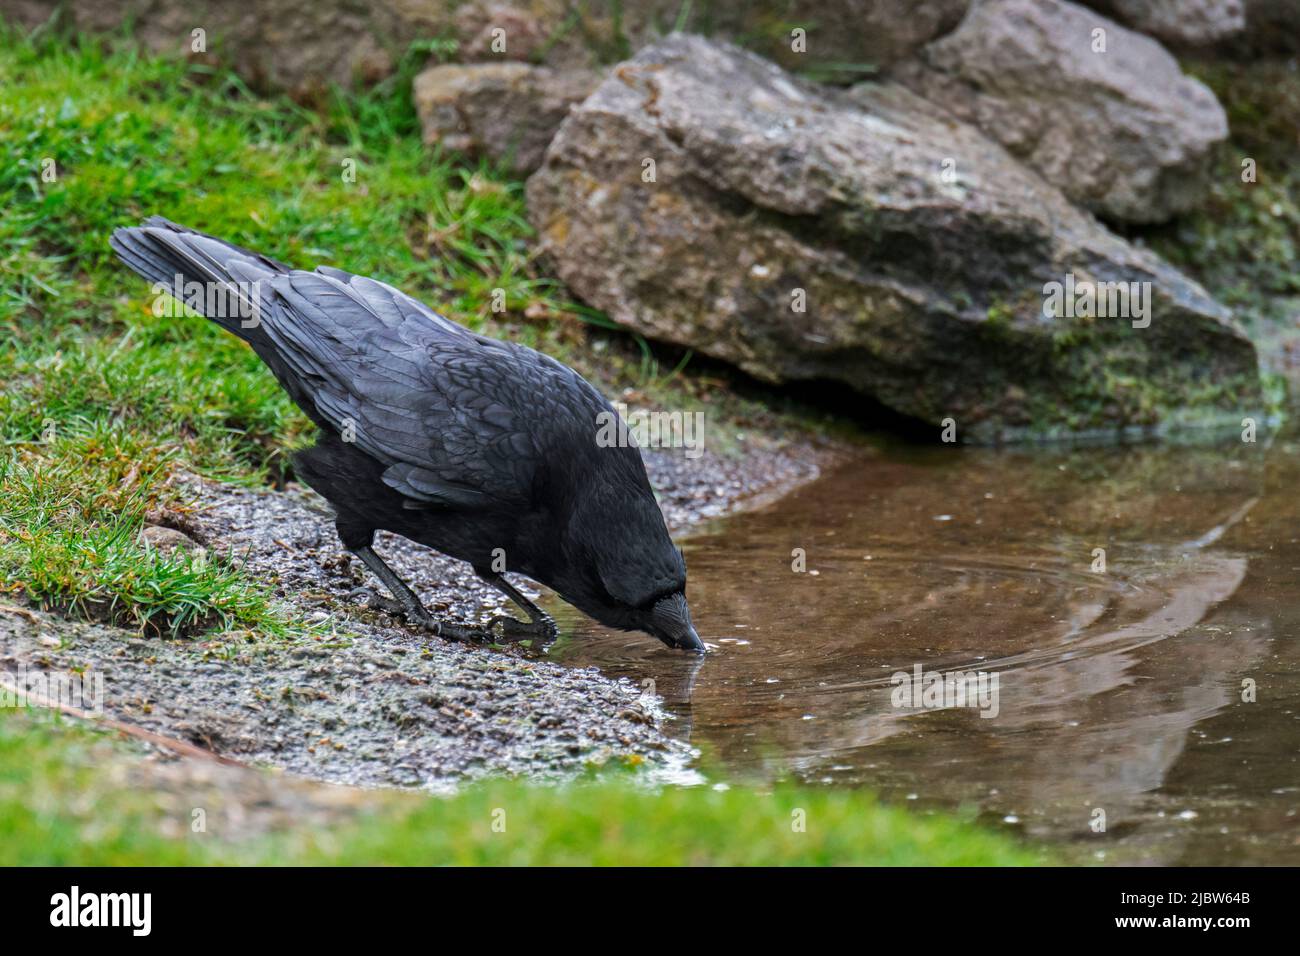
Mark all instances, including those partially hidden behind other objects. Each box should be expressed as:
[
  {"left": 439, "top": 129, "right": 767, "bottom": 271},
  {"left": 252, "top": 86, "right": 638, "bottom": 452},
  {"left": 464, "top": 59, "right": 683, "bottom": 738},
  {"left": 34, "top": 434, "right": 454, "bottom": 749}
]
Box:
[
  {"left": 576, "top": 543, "right": 704, "bottom": 652},
  {"left": 558, "top": 454, "right": 706, "bottom": 652},
  {"left": 639, "top": 588, "right": 704, "bottom": 651}
]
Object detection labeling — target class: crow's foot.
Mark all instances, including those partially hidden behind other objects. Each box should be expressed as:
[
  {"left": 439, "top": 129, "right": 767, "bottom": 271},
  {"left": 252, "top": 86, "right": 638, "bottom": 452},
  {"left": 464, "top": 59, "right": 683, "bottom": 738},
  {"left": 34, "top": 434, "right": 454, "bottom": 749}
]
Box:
[
  {"left": 344, "top": 584, "right": 487, "bottom": 644},
  {"left": 346, "top": 545, "right": 494, "bottom": 645},
  {"left": 429, "top": 618, "right": 493, "bottom": 643},
  {"left": 487, "top": 611, "right": 558, "bottom": 645}
]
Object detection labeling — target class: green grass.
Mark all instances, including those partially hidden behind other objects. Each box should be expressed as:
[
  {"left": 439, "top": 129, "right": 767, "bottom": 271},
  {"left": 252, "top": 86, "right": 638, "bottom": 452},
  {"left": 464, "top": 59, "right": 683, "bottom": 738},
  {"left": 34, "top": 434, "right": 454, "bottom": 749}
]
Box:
[
  {"left": 0, "top": 423, "right": 295, "bottom": 638},
  {"left": 0, "top": 711, "right": 1043, "bottom": 865}
]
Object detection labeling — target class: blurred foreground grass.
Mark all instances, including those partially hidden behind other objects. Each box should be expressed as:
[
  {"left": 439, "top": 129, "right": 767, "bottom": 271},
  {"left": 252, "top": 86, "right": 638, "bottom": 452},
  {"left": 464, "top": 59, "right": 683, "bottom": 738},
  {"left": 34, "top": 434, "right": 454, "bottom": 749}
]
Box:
[{"left": 0, "top": 711, "right": 1043, "bottom": 865}]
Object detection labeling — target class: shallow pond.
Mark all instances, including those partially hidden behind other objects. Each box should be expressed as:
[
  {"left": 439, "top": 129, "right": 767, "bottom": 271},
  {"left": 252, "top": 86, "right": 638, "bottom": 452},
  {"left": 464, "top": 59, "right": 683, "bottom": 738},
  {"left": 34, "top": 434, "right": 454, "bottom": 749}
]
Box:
[{"left": 553, "top": 425, "right": 1300, "bottom": 864}]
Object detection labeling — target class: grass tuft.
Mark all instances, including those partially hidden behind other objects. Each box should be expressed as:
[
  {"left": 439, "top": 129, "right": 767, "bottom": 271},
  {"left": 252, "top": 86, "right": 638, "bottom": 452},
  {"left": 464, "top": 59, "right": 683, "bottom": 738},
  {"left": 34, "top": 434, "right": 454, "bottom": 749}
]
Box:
[{"left": 0, "top": 424, "right": 293, "bottom": 638}]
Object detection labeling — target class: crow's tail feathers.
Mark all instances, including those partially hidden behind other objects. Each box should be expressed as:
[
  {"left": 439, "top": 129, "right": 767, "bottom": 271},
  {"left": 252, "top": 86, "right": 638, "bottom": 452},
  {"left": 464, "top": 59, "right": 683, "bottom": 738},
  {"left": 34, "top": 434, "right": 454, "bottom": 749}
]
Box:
[{"left": 109, "top": 216, "right": 290, "bottom": 343}]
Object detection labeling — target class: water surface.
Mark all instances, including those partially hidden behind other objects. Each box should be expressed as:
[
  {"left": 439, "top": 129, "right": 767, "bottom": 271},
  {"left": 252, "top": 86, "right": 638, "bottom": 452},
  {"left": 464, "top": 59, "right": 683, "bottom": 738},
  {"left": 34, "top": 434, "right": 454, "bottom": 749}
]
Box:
[{"left": 553, "top": 427, "right": 1300, "bottom": 864}]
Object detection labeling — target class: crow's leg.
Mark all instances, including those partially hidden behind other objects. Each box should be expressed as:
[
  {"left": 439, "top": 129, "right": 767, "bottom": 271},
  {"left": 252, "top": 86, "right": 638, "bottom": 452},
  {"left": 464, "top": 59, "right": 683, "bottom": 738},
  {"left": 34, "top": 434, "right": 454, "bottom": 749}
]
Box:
[
  {"left": 476, "top": 569, "right": 558, "bottom": 643},
  {"left": 350, "top": 545, "right": 484, "bottom": 643}
]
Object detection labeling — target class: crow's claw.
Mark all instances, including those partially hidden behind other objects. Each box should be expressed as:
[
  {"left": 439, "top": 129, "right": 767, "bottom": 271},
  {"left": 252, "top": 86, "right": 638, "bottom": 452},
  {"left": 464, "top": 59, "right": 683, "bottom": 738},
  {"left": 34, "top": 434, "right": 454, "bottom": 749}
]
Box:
[
  {"left": 422, "top": 617, "right": 491, "bottom": 644},
  {"left": 346, "top": 587, "right": 404, "bottom": 615}
]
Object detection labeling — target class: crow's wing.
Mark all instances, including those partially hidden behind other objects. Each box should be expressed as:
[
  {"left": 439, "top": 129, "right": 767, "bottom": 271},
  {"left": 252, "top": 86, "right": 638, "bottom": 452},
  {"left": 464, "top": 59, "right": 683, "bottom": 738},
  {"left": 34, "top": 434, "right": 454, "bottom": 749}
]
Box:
[
  {"left": 257, "top": 267, "right": 601, "bottom": 510},
  {"left": 111, "top": 218, "right": 609, "bottom": 510}
]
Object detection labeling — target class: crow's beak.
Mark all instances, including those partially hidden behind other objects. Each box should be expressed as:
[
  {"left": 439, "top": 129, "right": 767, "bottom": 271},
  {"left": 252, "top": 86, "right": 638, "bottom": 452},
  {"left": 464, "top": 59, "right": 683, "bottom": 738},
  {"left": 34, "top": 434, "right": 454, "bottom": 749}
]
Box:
[
  {"left": 676, "top": 624, "right": 707, "bottom": 655},
  {"left": 671, "top": 622, "right": 705, "bottom": 653},
  {"left": 652, "top": 592, "right": 706, "bottom": 652}
]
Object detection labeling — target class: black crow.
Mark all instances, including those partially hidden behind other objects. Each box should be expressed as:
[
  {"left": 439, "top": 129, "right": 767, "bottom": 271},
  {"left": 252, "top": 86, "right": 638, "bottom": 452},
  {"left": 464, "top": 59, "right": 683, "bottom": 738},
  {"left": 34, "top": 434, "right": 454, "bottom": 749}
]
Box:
[{"left": 110, "top": 217, "right": 703, "bottom": 651}]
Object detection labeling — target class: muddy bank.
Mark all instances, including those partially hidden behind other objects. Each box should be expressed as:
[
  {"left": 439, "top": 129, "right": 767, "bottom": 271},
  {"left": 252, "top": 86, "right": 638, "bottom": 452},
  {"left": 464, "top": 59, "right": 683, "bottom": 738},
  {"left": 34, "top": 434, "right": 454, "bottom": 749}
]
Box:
[{"left": 1, "top": 428, "right": 844, "bottom": 789}]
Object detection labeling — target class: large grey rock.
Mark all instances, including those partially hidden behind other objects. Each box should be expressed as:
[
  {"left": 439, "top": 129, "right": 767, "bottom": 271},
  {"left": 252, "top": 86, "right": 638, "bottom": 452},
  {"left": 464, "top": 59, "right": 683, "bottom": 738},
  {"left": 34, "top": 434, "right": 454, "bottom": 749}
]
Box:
[
  {"left": 892, "top": 0, "right": 1229, "bottom": 223},
  {"left": 1084, "top": 0, "right": 1245, "bottom": 47},
  {"left": 413, "top": 63, "right": 600, "bottom": 173},
  {"left": 527, "top": 35, "right": 1261, "bottom": 441}
]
